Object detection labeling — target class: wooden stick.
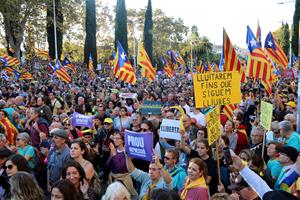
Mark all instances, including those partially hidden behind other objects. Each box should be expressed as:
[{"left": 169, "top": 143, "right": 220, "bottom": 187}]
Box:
[
  {"left": 261, "top": 129, "right": 267, "bottom": 159},
  {"left": 215, "top": 139, "right": 221, "bottom": 184}
]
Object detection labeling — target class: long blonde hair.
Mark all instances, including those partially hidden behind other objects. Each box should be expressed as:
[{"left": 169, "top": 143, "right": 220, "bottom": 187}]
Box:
[{"left": 10, "top": 172, "right": 44, "bottom": 200}]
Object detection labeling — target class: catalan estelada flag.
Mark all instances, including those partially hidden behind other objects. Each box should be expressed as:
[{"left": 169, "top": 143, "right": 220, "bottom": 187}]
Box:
[
  {"left": 174, "top": 50, "right": 185, "bottom": 65},
  {"left": 264, "top": 32, "right": 288, "bottom": 69},
  {"left": 0, "top": 55, "right": 20, "bottom": 67},
  {"left": 223, "top": 28, "right": 246, "bottom": 82},
  {"left": 88, "top": 53, "right": 95, "bottom": 80},
  {"left": 162, "top": 55, "right": 173, "bottom": 78},
  {"left": 53, "top": 59, "right": 71, "bottom": 83},
  {"left": 62, "top": 57, "right": 76, "bottom": 73},
  {"left": 246, "top": 26, "right": 272, "bottom": 94},
  {"left": 114, "top": 41, "right": 136, "bottom": 84},
  {"left": 137, "top": 42, "right": 156, "bottom": 82},
  {"left": 256, "top": 20, "right": 262, "bottom": 46}
]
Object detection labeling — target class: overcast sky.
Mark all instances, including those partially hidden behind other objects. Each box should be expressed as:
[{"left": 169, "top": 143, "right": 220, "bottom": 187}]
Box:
[{"left": 101, "top": 0, "right": 295, "bottom": 48}]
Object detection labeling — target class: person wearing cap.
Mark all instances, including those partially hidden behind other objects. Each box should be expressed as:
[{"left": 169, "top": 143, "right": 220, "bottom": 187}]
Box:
[
  {"left": 94, "top": 117, "right": 116, "bottom": 183},
  {"left": 47, "top": 128, "right": 70, "bottom": 190},
  {"left": 285, "top": 101, "right": 296, "bottom": 114},
  {"left": 279, "top": 120, "right": 300, "bottom": 151},
  {"left": 275, "top": 146, "right": 298, "bottom": 191},
  {"left": 16, "top": 132, "right": 36, "bottom": 171}
]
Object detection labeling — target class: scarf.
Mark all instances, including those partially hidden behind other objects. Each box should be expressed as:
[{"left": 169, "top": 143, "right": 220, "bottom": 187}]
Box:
[
  {"left": 142, "top": 182, "right": 156, "bottom": 200},
  {"left": 180, "top": 176, "right": 207, "bottom": 200}
]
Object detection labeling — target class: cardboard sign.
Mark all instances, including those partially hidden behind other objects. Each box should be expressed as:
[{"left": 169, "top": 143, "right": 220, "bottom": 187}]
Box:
[
  {"left": 206, "top": 107, "right": 222, "bottom": 145},
  {"left": 193, "top": 71, "right": 241, "bottom": 108},
  {"left": 125, "top": 130, "right": 153, "bottom": 161},
  {"left": 71, "top": 112, "right": 94, "bottom": 128},
  {"left": 260, "top": 101, "right": 273, "bottom": 130},
  {"left": 140, "top": 101, "right": 162, "bottom": 115},
  {"left": 159, "top": 119, "right": 181, "bottom": 140}
]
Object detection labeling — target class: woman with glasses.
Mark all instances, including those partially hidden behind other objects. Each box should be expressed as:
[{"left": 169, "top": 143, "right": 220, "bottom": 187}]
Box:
[
  {"left": 5, "top": 154, "right": 30, "bottom": 177},
  {"left": 190, "top": 128, "right": 207, "bottom": 150},
  {"left": 114, "top": 107, "right": 131, "bottom": 131},
  {"left": 106, "top": 132, "right": 138, "bottom": 199},
  {"left": 16, "top": 132, "right": 36, "bottom": 172}
]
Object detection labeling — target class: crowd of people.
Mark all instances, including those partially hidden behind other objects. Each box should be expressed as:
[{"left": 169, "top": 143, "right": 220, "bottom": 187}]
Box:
[{"left": 0, "top": 60, "right": 299, "bottom": 200}]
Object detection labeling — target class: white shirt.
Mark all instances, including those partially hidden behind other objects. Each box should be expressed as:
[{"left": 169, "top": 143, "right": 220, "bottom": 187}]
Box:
[{"left": 189, "top": 112, "right": 206, "bottom": 127}]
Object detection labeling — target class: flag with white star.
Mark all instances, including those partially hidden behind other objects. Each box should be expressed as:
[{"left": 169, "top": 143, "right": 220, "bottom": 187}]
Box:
[
  {"left": 246, "top": 26, "right": 272, "bottom": 94},
  {"left": 113, "top": 41, "right": 136, "bottom": 84},
  {"left": 264, "top": 32, "right": 288, "bottom": 69}
]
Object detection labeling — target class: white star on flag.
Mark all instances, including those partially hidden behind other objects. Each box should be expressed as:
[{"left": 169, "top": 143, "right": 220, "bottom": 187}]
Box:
[
  {"left": 250, "top": 38, "right": 257, "bottom": 47},
  {"left": 268, "top": 40, "right": 273, "bottom": 47},
  {"left": 121, "top": 52, "right": 126, "bottom": 60}
]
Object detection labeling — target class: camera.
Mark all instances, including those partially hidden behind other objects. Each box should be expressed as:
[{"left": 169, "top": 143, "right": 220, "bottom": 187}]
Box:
[{"left": 249, "top": 115, "right": 256, "bottom": 123}]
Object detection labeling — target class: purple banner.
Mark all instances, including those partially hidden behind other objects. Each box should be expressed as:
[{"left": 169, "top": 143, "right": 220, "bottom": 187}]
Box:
[
  {"left": 125, "top": 130, "right": 153, "bottom": 161},
  {"left": 71, "top": 112, "right": 94, "bottom": 128}
]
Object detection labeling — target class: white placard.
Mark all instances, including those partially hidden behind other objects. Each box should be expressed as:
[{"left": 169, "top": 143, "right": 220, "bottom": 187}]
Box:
[{"left": 159, "top": 119, "right": 181, "bottom": 140}]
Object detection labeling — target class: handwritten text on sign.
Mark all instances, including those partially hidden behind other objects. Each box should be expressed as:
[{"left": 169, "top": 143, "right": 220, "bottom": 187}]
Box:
[
  {"left": 193, "top": 71, "right": 241, "bottom": 108},
  {"left": 206, "top": 107, "right": 222, "bottom": 146},
  {"left": 125, "top": 130, "right": 153, "bottom": 161}
]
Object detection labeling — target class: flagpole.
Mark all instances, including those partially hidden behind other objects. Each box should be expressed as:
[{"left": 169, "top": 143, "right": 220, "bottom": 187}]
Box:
[
  {"left": 53, "top": 0, "right": 58, "bottom": 60},
  {"left": 297, "top": 20, "right": 300, "bottom": 133}
]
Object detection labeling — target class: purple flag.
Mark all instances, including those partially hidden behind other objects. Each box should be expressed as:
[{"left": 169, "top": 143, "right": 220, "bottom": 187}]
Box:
[
  {"left": 125, "top": 130, "right": 153, "bottom": 161},
  {"left": 71, "top": 112, "right": 94, "bottom": 128}
]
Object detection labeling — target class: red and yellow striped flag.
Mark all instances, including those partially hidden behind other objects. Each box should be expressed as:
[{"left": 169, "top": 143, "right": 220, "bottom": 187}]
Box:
[{"left": 138, "top": 42, "right": 156, "bottom": 82}]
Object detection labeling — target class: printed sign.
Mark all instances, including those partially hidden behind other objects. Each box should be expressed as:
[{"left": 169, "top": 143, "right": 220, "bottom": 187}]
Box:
[
  {"left": 71, "top": 112, "right": 94, "bottom": 128},
  {"left": 140, "top": 101, "right": 162, "bottom": 115},
  {"left": 193, "top": 71, "right": 241, "bottom": 108},
  {"left": 159, "top": 119, "right": 181, "bottom": 140},
  {"left": 260, "top": 101, "right": 273, "bottom": 130},
  {"left": 206, "top": 107, "right": 222, "bottom": 145},
  {"left": 119, "top": 93, "right": 138, "bottom": 99},
  {"left": 125, "top": 130, "right": 153, "bottom": 161}
]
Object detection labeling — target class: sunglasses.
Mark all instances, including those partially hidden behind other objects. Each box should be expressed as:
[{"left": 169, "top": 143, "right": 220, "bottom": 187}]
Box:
[
  {"left": 16, "top": 138, "right": 21, "bottom": 141},
  {"left": 104, "top": 123, "right": 111, "bottom": 125},
  {"left": 164, "top": 157, "right": 173, "bottom": 160},
  {"left": 5, "top": 165, "right": 14, "bottom": 170},
  {"left": 141, "top": 128, "right": 148, "bottom": 132}
]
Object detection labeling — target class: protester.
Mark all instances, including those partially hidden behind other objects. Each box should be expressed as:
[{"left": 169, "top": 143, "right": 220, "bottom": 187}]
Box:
[
  {"left": 179, "top": 158, "right": 209, "bottom": 200},
  {"left": 101, "top": 181, "right": 131, "bottom": 200},
  {"left": 9, "top": 172, "right": 44, "bottom": 200},
  {"left": 51, "top": 179, "right": 80, "bottom": 200}
]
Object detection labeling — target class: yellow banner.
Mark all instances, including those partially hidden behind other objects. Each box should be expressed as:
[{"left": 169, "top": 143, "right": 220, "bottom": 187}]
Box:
[
  {"left": 260, "top": 101, "right": 273, "bottom": 130},
  {"left": 206, "top": 107, "right": 222, "bottom": 146},
  {"left": 193, "top": 71, "right": 241, "bottom": 108}
]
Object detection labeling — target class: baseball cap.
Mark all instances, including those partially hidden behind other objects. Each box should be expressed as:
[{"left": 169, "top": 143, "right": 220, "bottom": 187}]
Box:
[
  {"left": 285, "top": 101, "right": 296, "bottom": 108},
  {"left": 278, "top": 146, "right": 298, "bottom": 162},
  {"left": 104, "top": 118, "right": 113, "bottom": 124}
]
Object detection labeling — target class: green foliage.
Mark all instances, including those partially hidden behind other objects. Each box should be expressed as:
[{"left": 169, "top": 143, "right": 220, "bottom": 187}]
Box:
[
  {"left": 47, "top": 0, "right": 63, "bottom": 60},
  {"left": 84, "top": 0, "right": 97, "bottom": 67},
  {"left": 144, "top": 0, "right": 153, "bottom": 62},
  {"left": 115, "top": 0, "right": 128, "bottom": 53},
  {"left": 292, "top": 0, "right": 300, "bottom": 57},
  {"left": 278, "top": 23, "right": 290, "bottom": 57}
]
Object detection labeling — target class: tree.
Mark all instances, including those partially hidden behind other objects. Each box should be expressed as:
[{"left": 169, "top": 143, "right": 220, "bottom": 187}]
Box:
[
  {"left": 84, "top": 0, "right": 97, "bottom": 67},
  {"left": 278, "top": 22, "right": 290, "bottom": 57},
  {"left": 0, "top": 0, "right": 41, "bottom": 59},
  {"left": 47, "top": 0, "right": 63, "bottom": 60},
  {"left": 144, "top": 0, "right": 153, "bottom": 62},
  {"left": 115, "top": 0, "right": 128, "bottom": 53},
  {"left": 292, "top": 0, "right": 300, "bottom": 57}
]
